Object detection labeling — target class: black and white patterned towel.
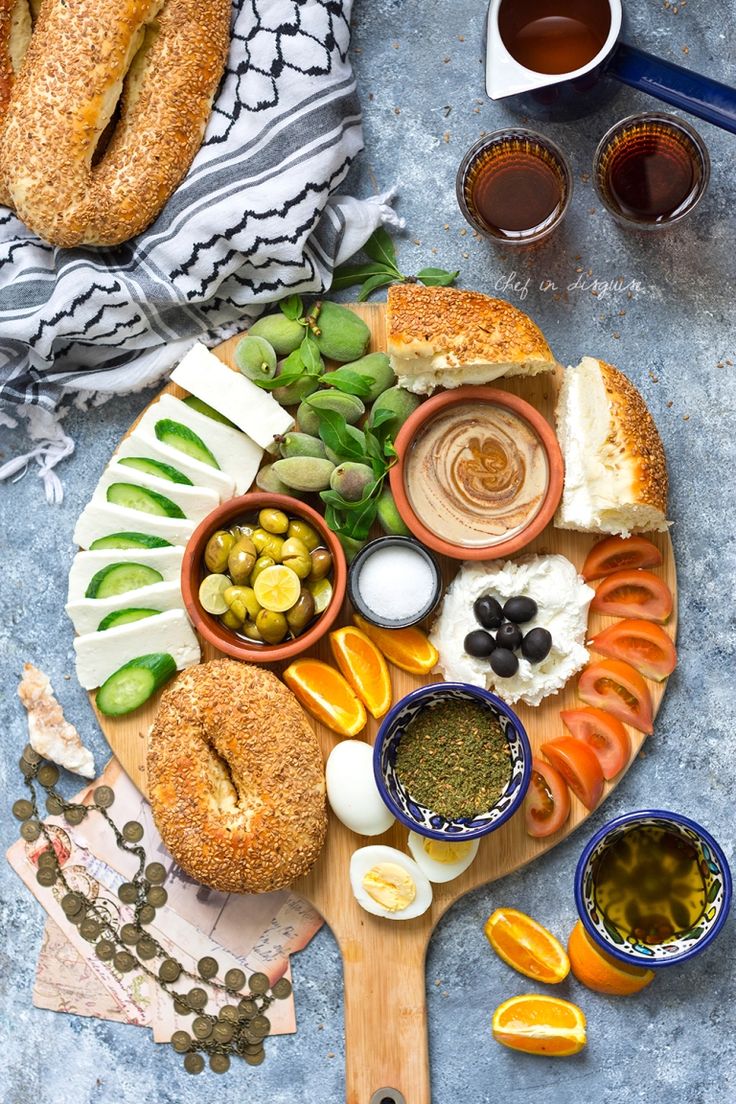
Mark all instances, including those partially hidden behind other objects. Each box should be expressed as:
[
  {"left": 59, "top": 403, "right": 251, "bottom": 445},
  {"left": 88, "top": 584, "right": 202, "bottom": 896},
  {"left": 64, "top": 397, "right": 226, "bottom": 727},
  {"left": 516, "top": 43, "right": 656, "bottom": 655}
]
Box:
[{"left": 0, "top": 0, "right": 398, "bottom": 499}]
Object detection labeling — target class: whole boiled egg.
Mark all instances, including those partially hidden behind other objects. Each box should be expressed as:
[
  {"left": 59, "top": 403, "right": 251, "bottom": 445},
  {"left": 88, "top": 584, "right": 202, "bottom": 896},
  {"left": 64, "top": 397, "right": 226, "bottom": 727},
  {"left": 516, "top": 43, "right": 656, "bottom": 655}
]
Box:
[
  {"left": 407, "top": 831, "right": 480, "bottom": 883},
  {"left": 325, "top": 740, "right": 394, "bottom": 837},
  {"left": 350, "top": 845, "right": 432, "bottom": 920}
]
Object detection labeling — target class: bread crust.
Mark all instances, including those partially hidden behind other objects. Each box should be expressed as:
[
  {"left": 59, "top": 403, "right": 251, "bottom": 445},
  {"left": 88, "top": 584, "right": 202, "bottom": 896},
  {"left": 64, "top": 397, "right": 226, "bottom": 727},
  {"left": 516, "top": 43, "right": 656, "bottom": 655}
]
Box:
[
  {"left": 147, "top": 659, "right": 327, "bottom": 894},
  {"left": 0, "top": 0, "right": 230, "bottom": 246}
]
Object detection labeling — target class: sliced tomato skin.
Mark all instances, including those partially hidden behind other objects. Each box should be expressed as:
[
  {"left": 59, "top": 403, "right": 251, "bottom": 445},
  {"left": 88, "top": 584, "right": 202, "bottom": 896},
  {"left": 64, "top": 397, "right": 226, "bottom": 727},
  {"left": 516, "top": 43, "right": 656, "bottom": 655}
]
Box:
[
  {"left": 578, "top": 658, "right": 654, "bottom": 735},
  {"left": 524, "top": 756, "right": 571, "bottom": 838},
  {"left": 540, "top": 737, "right": 604, "bottom": 812},
  {"left": 560, "top": 707, "right": 631, "bottom": 780},
  {"left": 589, "top": 619, "right": 676, "bottom": 682},
  {"left": 591, "top": 569, "right": 673, "bottom": 623},
  {"left": 582, "top": 536, "right": 663, "bottom": 581}
]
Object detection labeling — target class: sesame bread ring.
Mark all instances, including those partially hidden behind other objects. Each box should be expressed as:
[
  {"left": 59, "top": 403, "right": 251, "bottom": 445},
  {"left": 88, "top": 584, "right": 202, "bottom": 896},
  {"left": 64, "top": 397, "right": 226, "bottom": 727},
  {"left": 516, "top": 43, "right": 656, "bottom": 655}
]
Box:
[
  {"left": 147, "top": 660, "right": 328, "bottom": 894},
  {"left": 0, "top": 0, "right": 230, "bottom": 247},
  {"left": 0, "top": 0, "right": 33, "bottom": 207}
]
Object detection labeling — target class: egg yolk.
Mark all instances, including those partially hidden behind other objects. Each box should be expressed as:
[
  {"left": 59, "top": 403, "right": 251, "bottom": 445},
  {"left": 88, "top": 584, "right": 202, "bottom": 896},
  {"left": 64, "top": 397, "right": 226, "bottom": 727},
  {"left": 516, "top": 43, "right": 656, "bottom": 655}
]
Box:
[
  {"left": 422, "top": 839, "right": 474, "bottom": 865},
  {"left": 362, "top": 862, "right": 416, "bottom": 912}
]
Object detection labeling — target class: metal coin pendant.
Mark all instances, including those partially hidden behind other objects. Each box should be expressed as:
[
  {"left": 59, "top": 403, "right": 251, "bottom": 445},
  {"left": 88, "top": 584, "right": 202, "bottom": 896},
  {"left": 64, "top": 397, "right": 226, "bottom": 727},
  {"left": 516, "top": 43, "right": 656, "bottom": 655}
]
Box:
[
  {"left": 22, "top": 745, "right": 41, "bottom": 765},
  {"left": 146, "top": 886, "right": 167, "bottom": 909},
  {"left": 183, "top": 1053, "right": 205, "bottom": 1075},
  {"left": 113, "top": 952, "right": 136, "bottom": 973},
  {"left": 45, "top": 795, "right": 63, "bottom": 816},
  {"left": 118, "top": 883, "right": 138, "bottom": 905},
  {"left": 192, "top": 1016, "right": 213, "bottom": 1041},
  {"left": 218, "top": 1004, "right": 240, "bottom": 1024},
  {"left": 245, "top": 1049, "right": 265, "bottom": 1066},
  {"left": 93, "top": 786, "right": 115, "bottom": 808},
  {"left": 21, "top": 821, "right": 41, "bottom": 842},
  {"left": 120, "top": 923, "right": 141, "bottom": 945},
  {"left": 12, "top": 799, "right": 34, "bottom": 821},
  {"left": 210, "top": 1053, "right": 230, "bottom": 1074},
  {"left": 36, "top": 868, "right": 57, "bottom": 888},
  {"left": 171, "top": 1030, "right": 192, "bottom": 1053},
  {"left": 138, "top": 904, "right": 156, "bottom": 926},
  {"left": 159, "top": 958, "right": 181, "bottom": 983},
  {"left": 272, "top": 978, "right": 292, "bottom": 999},
  {"left": 95, "top": 940, "right": 115, "bottom": 961},
  {"left": 37, "top": 764, "right": 60, "bottom": 788},
  {"left": 137, "top": 935, "right": 158, "bottom": 960},
  {"left": 122, "top": 821, "right": 144, "bottom": 843},
  {"left": 198, "top": 956, "right": 218, "bottom": 980},
  {"left": 145, "top": 862, "right": 166, "bottom": 884},
  {"left": 248, "top": 972, "right": 269, "bottom": 994},
  {"left": 37, "top": 850, "right": 58, "bottom": 870},
  {"left": 224, "top": 968, "right": 246, "bottom": 991},
  {"left": 64, "top": 807, "right": 86, "bottom": 826}
]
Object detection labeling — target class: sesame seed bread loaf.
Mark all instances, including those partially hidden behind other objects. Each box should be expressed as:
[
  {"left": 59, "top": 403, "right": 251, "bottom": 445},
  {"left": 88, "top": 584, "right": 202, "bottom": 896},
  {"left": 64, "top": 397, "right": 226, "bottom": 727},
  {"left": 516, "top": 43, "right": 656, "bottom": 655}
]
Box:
[
  {"left": 555, "top": 356, "right": 669, "bottom": 536},
  {"left": 0, "top": 0, "right": 230, "bottom": 247},
  {"left": 148, "top": 659, "right": 327, "bottom": 894},
  {"left": 386, "top": 284, "right": 558, "bottom": 395}
]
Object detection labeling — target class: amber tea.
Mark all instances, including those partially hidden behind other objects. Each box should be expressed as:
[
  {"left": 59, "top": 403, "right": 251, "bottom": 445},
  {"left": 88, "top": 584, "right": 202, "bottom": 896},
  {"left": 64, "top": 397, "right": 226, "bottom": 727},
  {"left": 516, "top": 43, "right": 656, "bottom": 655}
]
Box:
[
  {"left": 498, "top": 0, "right": 612, "bottom": 75},
  {"left": 592, "top": 824, "right": 707, "bottom": 945}
]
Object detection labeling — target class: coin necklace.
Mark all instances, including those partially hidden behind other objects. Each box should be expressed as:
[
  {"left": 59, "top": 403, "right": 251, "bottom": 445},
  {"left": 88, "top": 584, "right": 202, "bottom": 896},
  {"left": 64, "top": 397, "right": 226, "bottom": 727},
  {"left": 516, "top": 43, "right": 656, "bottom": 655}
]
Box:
[{"left": 12, "top": 748, "right": 294, "bottom": 1075}]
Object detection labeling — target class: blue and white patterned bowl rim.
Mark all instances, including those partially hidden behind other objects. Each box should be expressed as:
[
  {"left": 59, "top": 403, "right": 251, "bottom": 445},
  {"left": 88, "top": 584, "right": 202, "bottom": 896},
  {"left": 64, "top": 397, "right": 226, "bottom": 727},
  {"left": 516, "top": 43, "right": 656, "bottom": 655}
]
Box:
[
  {"left": 575, "top": 809, "right": 733, "bottom": 968},
  {"left": 373, "top": 682, "right": 532, "bottom": 842}
]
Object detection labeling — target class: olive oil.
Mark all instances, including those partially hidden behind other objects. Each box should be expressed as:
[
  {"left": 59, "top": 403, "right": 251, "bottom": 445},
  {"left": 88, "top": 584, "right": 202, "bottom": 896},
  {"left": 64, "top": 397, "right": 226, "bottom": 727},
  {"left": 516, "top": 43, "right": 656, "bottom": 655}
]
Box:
[
  {"left": 498, "top": 0, "right": 611, "bottom": 75},
  {"left": 592, "top": 825, "right": 707, "bottom": 944}
]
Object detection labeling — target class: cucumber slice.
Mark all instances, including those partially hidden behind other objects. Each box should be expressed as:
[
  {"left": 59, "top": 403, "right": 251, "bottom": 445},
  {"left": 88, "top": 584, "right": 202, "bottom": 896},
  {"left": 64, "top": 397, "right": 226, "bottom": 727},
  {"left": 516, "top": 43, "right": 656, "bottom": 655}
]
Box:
[
  {"left": 106, "top": 482, "right": 186, "bottom": 519},
  {"left": 85, "top": 562, "right": 164, "bottom": 599},
  {"left": 118, "top": 456, "right": 193, "bottom": 485},
  {"left": 183, "top": 396, "right": 237, "bottom": 429},
  {"left": 154, "top": 418, "right": 220, "bottom": 469},
  {"left": 96, "top": 653, "right": 177, "bottom": 716},
  {"left": 89, "top": 532, "right": 173, "bottom": 550},
  {"left": 97, "top": 608, "right": 159, "bottom": 631}
]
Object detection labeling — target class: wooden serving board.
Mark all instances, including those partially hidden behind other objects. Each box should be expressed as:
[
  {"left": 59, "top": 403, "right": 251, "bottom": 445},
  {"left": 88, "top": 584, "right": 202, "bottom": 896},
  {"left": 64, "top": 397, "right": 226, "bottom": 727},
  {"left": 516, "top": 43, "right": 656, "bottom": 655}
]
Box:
[{"left": 91, "top": 305, "right": 677, "bottom": 1104}]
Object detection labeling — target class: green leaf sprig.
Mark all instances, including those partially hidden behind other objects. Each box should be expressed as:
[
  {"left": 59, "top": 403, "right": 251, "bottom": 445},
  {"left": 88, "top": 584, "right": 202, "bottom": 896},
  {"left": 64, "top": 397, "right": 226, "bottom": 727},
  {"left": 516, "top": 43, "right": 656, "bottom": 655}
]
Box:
[{"left": 332, "top": 227, "right": 459, "bottom": 301}]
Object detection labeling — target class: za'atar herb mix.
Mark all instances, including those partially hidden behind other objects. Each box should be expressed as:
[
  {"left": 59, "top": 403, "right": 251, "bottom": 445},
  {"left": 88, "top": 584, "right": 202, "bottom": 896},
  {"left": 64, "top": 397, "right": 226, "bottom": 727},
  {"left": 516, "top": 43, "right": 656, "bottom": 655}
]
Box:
[{"left": 395, "top": 698, "right": 511, "bottom": 819}]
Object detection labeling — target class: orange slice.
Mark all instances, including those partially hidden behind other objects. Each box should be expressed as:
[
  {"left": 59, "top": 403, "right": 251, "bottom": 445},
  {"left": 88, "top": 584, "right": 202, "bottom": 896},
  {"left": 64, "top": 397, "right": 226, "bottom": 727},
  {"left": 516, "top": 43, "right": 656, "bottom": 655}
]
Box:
[
  {"left": 282, "top": 659, "right": 367, "bottom": 738},
  {"left": 492, "top": 994, "right": 587, "bottom": 1057},
  {"left": 568, "top": 920, "right": 655, "bottom": 996},
  {"left": 484, "top": 908, "right": 570, "bottom": 984},
  {"left": 329, "top": 626, "right": 392, "bottom": 719},
  {"left": 352, "top": 614, "right": 439, "bottom": 675}
]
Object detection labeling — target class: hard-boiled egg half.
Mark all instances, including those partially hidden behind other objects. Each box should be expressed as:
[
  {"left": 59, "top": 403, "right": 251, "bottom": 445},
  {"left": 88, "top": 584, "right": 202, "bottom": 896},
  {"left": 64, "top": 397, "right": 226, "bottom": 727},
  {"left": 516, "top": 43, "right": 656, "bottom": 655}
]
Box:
[
  {"left": 407, "top": 832, "right": 479, "bottom": 883},
  {"left": 350, "top": 845, "right": 432, "bottom": 920},
  {"left": 326, "top": 740, "right": 395, "bottom": 837}
]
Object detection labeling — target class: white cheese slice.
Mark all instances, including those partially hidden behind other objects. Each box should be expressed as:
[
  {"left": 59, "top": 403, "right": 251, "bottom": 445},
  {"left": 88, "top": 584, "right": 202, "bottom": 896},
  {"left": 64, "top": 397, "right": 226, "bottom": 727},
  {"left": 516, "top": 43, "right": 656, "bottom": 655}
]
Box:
[
  {"left": 114, "top": 428, "right": 235, "bottom": 501},
  {"left": 65, "top": 580, "right": 184, "bottom": 635},
  {"left": 135, "top": 393, "right": 262, "bottom": 495},
  {"left": 170, "top": 343, "right": 293, "bottom": 451},
  {"left": 67, "top": 547, "right": 185, "bottom": 604},
  {"left": 74, "top": 609, "right": 201, "bottom": 690},
  {"left": 92, "top": 462, "right": 219, "bottom": 524},
  {"left": 74, "top": 501, "right": 196, "bottom": 550}
]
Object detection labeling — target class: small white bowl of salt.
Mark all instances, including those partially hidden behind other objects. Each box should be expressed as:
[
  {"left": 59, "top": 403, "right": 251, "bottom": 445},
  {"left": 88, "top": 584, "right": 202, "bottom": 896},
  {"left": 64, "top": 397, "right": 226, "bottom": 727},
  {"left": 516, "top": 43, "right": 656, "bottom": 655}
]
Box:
[{"left": 347, "top": 537, "right": 443, "bottom": 629}]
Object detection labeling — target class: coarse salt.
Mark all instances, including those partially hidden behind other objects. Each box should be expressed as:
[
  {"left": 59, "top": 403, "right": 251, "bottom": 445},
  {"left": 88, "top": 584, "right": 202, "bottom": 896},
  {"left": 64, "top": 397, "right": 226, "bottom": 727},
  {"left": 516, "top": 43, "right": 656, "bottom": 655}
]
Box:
[{"left": 356, "top": 546, "right": 435, "bottom": 623}]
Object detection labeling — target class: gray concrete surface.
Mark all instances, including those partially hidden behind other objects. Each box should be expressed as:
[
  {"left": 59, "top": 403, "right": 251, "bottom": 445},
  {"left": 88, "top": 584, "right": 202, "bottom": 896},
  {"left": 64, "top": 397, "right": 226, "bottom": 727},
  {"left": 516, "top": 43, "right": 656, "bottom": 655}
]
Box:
[{"left": 1, "top": 0, "right": 735, "bottom": 1101}]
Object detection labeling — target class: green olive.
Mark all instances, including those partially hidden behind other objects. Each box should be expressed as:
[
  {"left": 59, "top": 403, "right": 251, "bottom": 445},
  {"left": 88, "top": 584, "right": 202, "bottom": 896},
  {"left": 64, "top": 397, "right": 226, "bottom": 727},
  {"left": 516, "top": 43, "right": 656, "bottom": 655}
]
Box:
[
  {"left": 220, "top": 608, "right": 243, "bottom": 631},
  {"left": 258, "top": 508, "right": 290, "bottom": 535},
  {"left": 285, "top": 589, "right": 316, "bottom": 634},
  {"left": 229, "top": 524, "right": 255, "bottom": 542},
  {"left": 252, "top": 528, "right": 285, "bottom": 561},
  {"left": 287, "top": 519, "right": 320, "bottom": 552},
  {"left": 250, "top": 555, "right": 276, "bottom": 585},
  {"left": 227, "top": 537, "right": 257, "bottom": 585},
  {"left": 240, "top": 620, "right": 264, "bottom": 642},
  {"left": 308, "top": 547, "right": 333, "bottom": 581},
  {"left": 281, "top": 537, "right": 312, "bottom": 580},
  {"left": 204, "top": 530, "right": 235, "bottom": 574},
  {"left": 256, "top": 609, "right": 288, "bottom": 645},
  {"left": 224, "top": 585, "right": 261, "bottom": 622}
]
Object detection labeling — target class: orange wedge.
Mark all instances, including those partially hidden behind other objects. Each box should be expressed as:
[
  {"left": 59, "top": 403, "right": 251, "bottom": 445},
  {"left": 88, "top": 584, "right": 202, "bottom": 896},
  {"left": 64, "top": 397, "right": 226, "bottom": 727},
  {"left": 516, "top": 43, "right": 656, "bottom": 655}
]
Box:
[
  {"left": 568, "top": 920, "right": 655, "bottom": 996},
  {"left": 484, "top": 908, "right": 570, "bottom": 984},
  {"left": 492, "top": 994, "right": 587, "bottom": 1057},
  {"left": 329, "top": 626, "right": 392, "bottom": 719},
  {"left": 282, "top": 659, "right": 367, "bottom": 737},
  {"left": 352, "top": 614, "right": 439, "bottom": 675}
]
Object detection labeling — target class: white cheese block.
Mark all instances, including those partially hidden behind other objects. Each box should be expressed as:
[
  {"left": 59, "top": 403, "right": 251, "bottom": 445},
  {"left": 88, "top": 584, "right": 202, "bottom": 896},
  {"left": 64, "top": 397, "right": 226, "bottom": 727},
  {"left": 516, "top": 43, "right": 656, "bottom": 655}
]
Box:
[
  {"left": 135, "top": 393, "right": 262, "bottom": 495},
  {"left": 74, "top": 609, "right": 201, "bottom": 690},
  {"left": 74, "top": 501, "right": 196, "bottom": 550},
  {"left": 170, "top": 342, "right": 293, "bottom": 451},
  {"left": 67, "top": 547, "right": 185, "bottom": 604},
  {"left": 114, "top": 428, "right": 236, "bottom": 501},
  {"left": 92, "top": 462, "right": 219, "bottom": 524},
  {"left": 65, "top": 581, "right": 184, "bottom": 635}
]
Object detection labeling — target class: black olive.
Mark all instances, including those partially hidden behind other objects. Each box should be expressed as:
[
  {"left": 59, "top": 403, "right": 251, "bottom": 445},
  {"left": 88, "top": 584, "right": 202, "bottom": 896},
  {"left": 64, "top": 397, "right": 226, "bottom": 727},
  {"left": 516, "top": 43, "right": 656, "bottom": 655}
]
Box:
[
  {"left": 495, "top": 622, "right": 522, "bottom": 651},
  {"left": 502, "top": 596, "right": 538, "bottom": 624},
  {"left": 490, "top": 648, "right": 519, "bottom": 678},
  {"left": 521, "top": 627, "right": 552, "bottom": 663},
  {"left": 464, "top": 629, "right": 496, "bottom": 658},
  {"left": 473, "top": 595, "right": 503, "bottom": 630}
]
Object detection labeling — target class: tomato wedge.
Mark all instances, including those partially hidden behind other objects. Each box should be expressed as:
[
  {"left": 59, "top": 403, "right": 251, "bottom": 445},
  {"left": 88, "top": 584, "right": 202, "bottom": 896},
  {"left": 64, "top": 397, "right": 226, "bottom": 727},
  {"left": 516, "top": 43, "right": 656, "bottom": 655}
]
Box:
[
  {"left": 589, "top": 619, "right": 677, "bottom": 682},
  {"left": 540, "top": 738, "right": 604, "bottom": 812},
  {"left": 560, "top": 707, "right": 631, "bottom": 780},
  {"left": 578, "top": 658, "right": 654, "bottom": 734},
  {"left": 524, "top": 757, "right": 571, "bottom": 838},
  {"left": 582, "top": 536, "right": 663, "bottom": 581},
  {"left": 591, "top": 570, "right": 673, "bottom": 623}
]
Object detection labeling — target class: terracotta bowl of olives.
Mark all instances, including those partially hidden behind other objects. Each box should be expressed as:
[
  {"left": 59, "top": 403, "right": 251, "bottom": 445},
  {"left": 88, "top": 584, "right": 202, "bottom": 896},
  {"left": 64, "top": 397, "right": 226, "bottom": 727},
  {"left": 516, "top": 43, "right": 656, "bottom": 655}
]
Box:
[{"left": 182, "top": 493, "right": 347, "bottom": 663}]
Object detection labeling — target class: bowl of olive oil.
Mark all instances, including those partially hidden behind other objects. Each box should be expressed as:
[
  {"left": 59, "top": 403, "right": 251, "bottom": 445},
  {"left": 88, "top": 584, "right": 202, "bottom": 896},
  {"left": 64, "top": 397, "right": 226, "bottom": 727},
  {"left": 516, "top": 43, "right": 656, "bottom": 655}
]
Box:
[{"left": 575, "top": 811, "right": 731, "bottom": 968}]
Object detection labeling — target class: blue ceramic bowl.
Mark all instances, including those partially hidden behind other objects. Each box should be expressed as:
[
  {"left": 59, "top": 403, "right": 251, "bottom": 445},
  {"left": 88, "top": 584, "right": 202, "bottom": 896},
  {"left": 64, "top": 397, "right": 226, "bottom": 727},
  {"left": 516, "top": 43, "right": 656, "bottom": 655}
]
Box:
[
  {"left": 575, "top": 810, "right": 732, "bottom": 969},
  {"left": 373, "top": 682, "right": 532, "bottom": 842}
]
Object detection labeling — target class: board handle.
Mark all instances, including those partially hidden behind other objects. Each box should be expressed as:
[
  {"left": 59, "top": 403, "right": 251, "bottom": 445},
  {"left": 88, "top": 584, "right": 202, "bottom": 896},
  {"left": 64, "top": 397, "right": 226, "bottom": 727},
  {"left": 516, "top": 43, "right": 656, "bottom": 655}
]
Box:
[{"left": 341, "top": 933, "right": 430, "bottom": 1104}]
